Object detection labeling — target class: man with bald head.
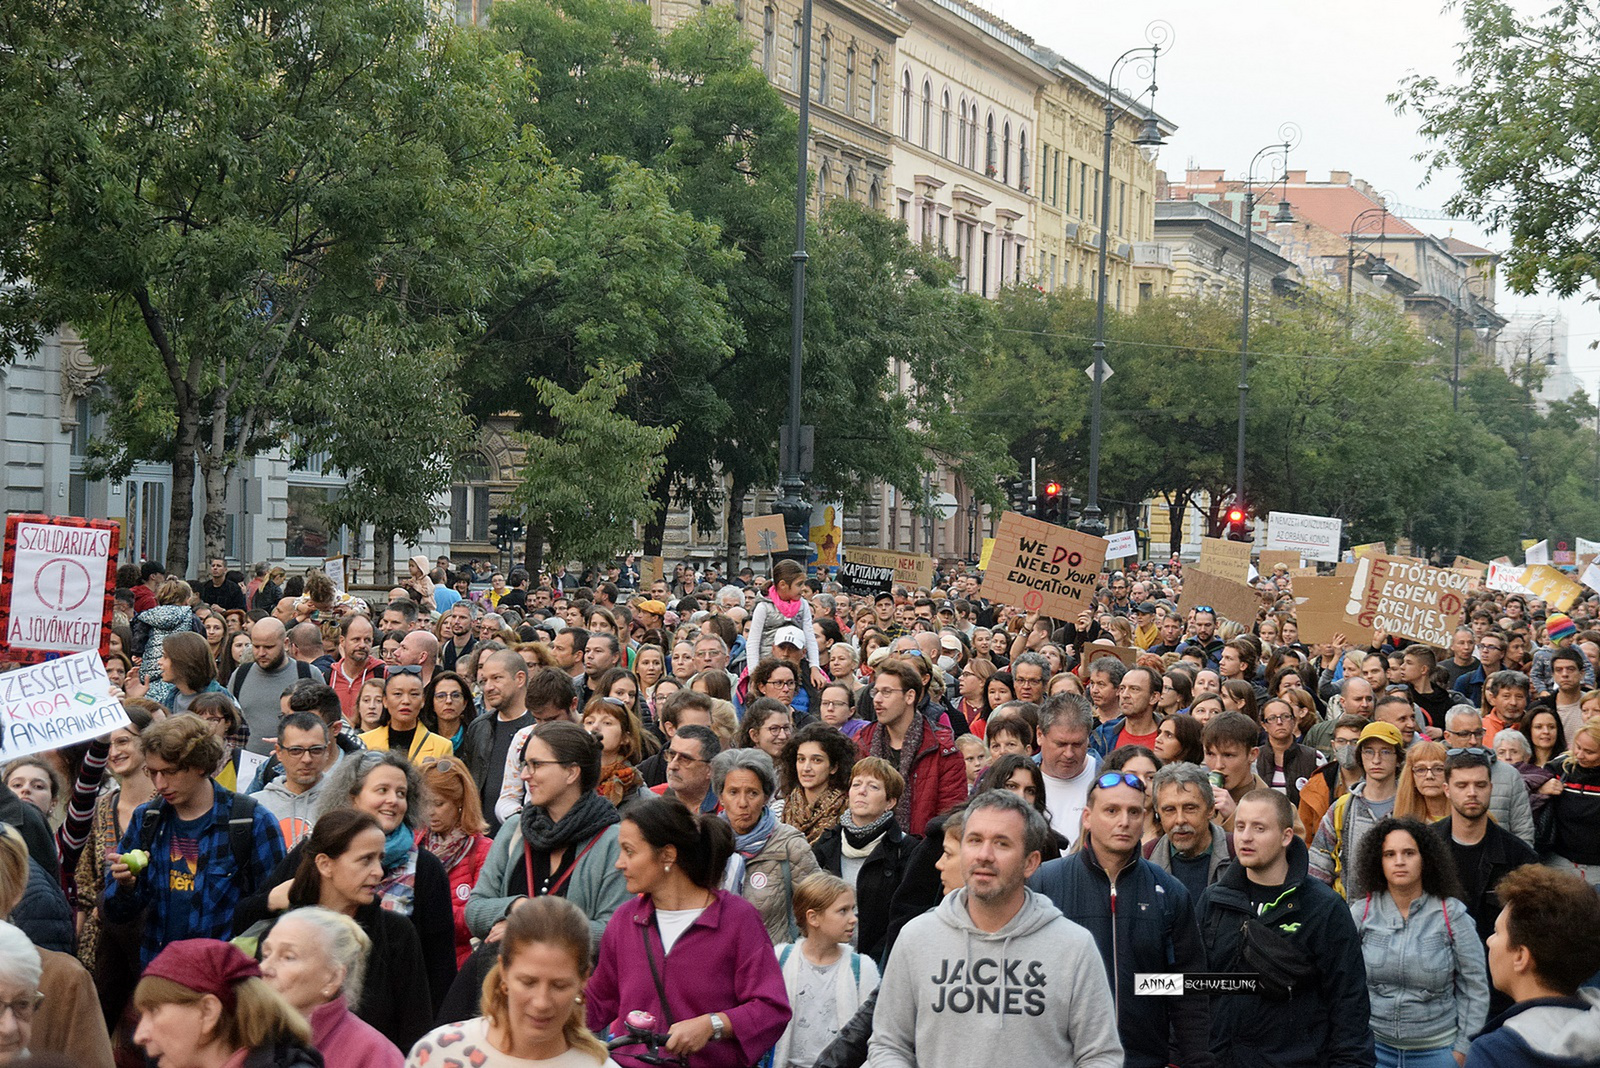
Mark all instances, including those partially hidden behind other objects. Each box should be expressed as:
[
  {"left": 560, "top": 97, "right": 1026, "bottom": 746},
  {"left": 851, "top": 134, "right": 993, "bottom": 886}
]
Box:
[
  {"left": 230, "top": 618, "right": 323, "bottom": 755},
  {"left": 1305, "top": 675, "right": 1375, "bottom": 756},
  {"left": 396, "top": 631, "right": 439, "bottom": 686}
]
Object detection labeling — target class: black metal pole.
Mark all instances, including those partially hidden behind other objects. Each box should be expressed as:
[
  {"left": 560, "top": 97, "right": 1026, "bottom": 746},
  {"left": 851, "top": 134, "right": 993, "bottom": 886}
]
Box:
[
  {"left": 1236, "top": 188, "right": 1254, "bottom": 505},
  {"left": 1082, "top": 94, "right": 1115, "bottom": 538},
  {"left": 775, "top": 0, "right": 814, "bottom": 561}
]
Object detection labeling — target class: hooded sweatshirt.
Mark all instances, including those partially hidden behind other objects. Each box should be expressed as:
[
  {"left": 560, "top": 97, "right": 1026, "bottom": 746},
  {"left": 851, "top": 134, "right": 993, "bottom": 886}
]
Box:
[
  {"left": 1467, "top": 989, "right": 1600, "bottom": 1068},
  {"left": 249, "top": 775, "right": 327, "bottom": 849},
  {"left": 866, "top": 887, "right": 1122, "bottom": 1068}
]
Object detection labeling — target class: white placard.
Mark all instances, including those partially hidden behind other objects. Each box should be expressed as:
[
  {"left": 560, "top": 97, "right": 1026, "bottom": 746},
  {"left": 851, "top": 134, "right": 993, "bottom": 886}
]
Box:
[
  {"left": 1579, "top": 537, "right": 1600, "bottom": 558},
  {"left": 237, "top": 750, "right": 268, "bottom": 789},
  {"left": 1583, "top": 559, "right": 1600, "bottom": 594},
  {"left": 1265, "top": 511, "right": 1344, "bottom": 563},
  {"left": 6, "top": 521, "right": 115, "bottom": 654},
  {"left": 324, "top": 556, "right": 347, "bottom": 595},
  {"left": 1486, "top": 563, "right": 1532, "bottom": 594},
  {"left": 1525, "top": 539, "right": 1550, "bottom": 566},
  {"left": 1105, "top": 530, "right": 1139, "bottom": 560},
  {"left": 0, "top": 652, "right": 130, "bottom": 759}
]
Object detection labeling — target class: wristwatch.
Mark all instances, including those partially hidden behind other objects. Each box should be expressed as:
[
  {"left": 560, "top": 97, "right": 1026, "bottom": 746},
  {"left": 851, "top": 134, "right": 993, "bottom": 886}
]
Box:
[{"left": 709, "top": 1013, "right": 725, "bottom": 1041}]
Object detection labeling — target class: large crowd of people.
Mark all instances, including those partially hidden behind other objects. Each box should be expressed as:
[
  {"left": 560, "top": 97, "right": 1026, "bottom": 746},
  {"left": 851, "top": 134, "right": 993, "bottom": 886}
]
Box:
[{"left": 2, "top": 548, "right": 1600, "bottom": 1066}]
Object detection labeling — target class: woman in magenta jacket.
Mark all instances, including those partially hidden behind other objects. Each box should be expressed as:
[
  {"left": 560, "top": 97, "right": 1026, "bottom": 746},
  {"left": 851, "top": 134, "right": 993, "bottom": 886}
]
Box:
[{"left": 587, "top": 797, "right": 791, "bottom": 1068}]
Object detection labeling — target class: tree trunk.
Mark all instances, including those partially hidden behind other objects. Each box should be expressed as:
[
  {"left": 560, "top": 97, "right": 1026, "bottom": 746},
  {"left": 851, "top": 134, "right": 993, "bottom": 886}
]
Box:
[
  {"left": 1166, "top": 492, "right": 1187, "bottom": 557},
  {"left": 167, "top": 415, "right": 199, "bottom": 578},
  {"left": 374, "top": 527, "right": 395, "bottom": 585},
  {"left": 199, "top": 395, "right": 235, "bottom": 571},
  {"left": 724, "top": 476, "right": 750, "bottom": 573},
  {"left": 641, "top": 465, "right": 673, "bottom": 556},
  {"left": 525, "top": 523, "right": 545, "bottom": 579}
]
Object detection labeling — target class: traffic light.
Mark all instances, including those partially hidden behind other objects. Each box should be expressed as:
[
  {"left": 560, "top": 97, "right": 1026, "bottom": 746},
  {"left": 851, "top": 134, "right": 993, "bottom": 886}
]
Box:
[
  {"left": 1224, "top": 500, "right": 1254, "bottom": 542},
  {"left": 1006, "top": 477, "right": 1032, "bottom": 515},
  {"left": 490, "top": 514, "right": 525, "bottom": 551},
  {"left": 1039, "top": 481, "right": 1064, "bottom": 525}
]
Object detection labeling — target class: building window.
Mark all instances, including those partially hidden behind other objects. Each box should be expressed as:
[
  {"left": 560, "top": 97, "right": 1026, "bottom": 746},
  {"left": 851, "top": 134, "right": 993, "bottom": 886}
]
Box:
[
  {"left": 869, "top": 179, "right": 880, "bottom": 210},
  {"left": 940, "top": 90, "right": 951, "bottom": 157},
  {"left": 450, "top": 452, "right": 494, "bottom": 542},
  {"left": 900, "top": 70, "right": 912, "bottom": 139},
  {"left": 1078, "top": 162, "right": 1087, "bottom": 217},
  {"left": 981, "top": 231, "right": 991, "bottom": 296},
  {"left": 817, "top": 34, "right": 829, "bottom": 103},
  {"left": 968, "top": 104, "right": 978, "bottom": 168},
  {"left": 1139, "top": 281, "right": 1153, "bottom": 302},
  {"left": 844, "top": 168, "right": 856, "bottom": 201},
  {"left": 1064, "top": 157, "right": 1073, "bottom": 216},
  {"left": 817, "top": 161, "right": 830, "bottom": 210},
  {"left": 762, "top": 6, "right": 775, "bottom": 75},
  {"left": 844, "top": 47, "right": 855, "bottom": 115},
  {"left": 1052, "top": 149, "right": 1061, "bottom": 205},
  {"left": 791, "top": 20, "right": 802, "bottom": 90},
  {"left": 1001, "top": 121, "right": 1011, "bottom": 184},
  {"left": 985, "top": 114, "right": 995, "bottom": 174},
  {"left": 957, "top": 99, "right": 968, "bottom": 166},
  {"left": 286, "top": 485, "right": 347, "bottom": 559},
  {"left": 1018, "top": 128, "right": 1029, "bottom": 191},
  {"left": 1118, "top": 181, "right": 1126, "bottom": 234},
  {"left": 920, "top": 80, "right": 932, "bottom": 147},
  {"left": 869, "top": 59, "right": 880, "bottom": 123}
]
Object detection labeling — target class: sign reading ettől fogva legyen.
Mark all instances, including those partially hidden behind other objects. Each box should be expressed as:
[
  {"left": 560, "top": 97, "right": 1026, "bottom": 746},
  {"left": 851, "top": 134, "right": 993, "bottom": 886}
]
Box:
[
  {"left": 1343, "top": 555, "right": 1473, "bottom": 648},
  {"left": 979, "top": 512, "right": 1108, "bottom": 618}
]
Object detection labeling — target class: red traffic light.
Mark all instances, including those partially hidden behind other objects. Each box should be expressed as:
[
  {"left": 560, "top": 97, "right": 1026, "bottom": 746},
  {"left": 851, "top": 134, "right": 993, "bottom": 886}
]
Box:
[
  {"left": 1227, "top": 507, "right": 1245, "bottom": 523},
  {"left": 1044, "top": 481, "right": 1062, "bottom": 496}
]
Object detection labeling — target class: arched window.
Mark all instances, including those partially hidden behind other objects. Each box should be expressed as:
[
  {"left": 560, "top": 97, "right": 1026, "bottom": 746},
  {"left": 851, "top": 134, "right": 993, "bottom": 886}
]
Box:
[
  {"left": 869, "top": 58, "right": 880, "bottom": 123},
  {"left": 985, "top": 113, "right": 996, "bottom": 174},
  {"left": 900, "top": 70, "right": 912, "bottom": 139},
  {"left": 762, "top": 6, "right": 775, "bottom": 74},
  {"left": 844, "top": 47, "right": 856, "bottom": 115},
  {"left": 869, "top": 179, "right": 881, "bottom": 211},
  {"left": 791, "top": 20, "right": 802, "bottom": 90},
  {"left": 957, "top": 98, "right": 968, "bottom": 166},
  {"left": 1001, "top": 120, "right": 1011, "bottom": 183},
  {"left": 1018, "top": 128, "right": 1030, "bottom": 191},
  {"left": 941, "top": 90, "right": 951, "bottom": 158},
  {"left": 817, "top": 34, "right": 830, "bottom": 103},
  {"left": 968, "top": 104, "right": 979, "bottom": 169},
  {"left": 921, "top": 79, "right": 932, "bottom": 147},
  {"left": 450, "top": 452, "right": 495, "bottom": 543},
  {"left": 817, "top": 161, "right": 831, "bottom": 210},
  {"left": 844, "top": 168, "right": 856, "bottom": 201}
]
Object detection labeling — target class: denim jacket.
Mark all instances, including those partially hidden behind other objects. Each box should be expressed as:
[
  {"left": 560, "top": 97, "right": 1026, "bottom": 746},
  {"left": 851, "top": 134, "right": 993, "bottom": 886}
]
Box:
[{"left": 1351, "top": 891, "right": 1489, "bottom": 1055}]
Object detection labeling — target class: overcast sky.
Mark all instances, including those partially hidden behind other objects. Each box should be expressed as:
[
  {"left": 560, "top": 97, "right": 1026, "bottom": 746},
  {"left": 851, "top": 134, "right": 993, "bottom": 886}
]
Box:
[{"left": 994, "top": 0, "right": 1599, "bottom": 400}]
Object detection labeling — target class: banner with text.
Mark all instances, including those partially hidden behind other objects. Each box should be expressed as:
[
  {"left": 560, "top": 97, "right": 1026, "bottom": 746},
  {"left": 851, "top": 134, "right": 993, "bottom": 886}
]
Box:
[
  {"left": 1344, "top": 555, "right": 1473, "bottom": 648},
  {"left": 1486, "top": 563, "right": 1532, "bottom": 595},
  {"left": 1, "top": 514, "right": 121, "bottom": 663},
  {"left": 1265, "top": 511, "right": 1343, "bottom": 562},
  {"left": 1194, "top": 538, "right": 1252, "bottom": 584},
  {"left": 743, "top": 514, "right": 789, "bottom": 556},
  {"left": 0, "top": 651, "right": 130, "bottom": 759},
  {"left": 1105, "top": 530, "right": 1139, "bottom": 560},
  {"left": 979, "top": 512, "right": 1108, "bottom": 618}
]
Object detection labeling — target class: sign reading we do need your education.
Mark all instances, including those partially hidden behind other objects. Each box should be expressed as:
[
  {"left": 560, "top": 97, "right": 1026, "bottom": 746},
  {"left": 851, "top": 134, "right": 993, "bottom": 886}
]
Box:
[{"left": 980, "top": 512, "right": 1108, "bottom": 619}]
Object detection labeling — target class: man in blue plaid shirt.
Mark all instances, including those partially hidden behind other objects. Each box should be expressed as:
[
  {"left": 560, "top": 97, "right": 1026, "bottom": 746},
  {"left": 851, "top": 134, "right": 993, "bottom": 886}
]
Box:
[{"left": 102, "top": 713, "right": 285, "bottom": 965}]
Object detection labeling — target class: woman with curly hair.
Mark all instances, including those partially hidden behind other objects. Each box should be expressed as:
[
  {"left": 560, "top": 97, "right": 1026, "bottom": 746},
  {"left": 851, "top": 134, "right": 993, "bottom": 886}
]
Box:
[
  {"left": 1350, "top": 815, "right": 1487, "bottom": 1067},
  {"left": 778, "top": 724, "right": 854, "bottom": 844}
]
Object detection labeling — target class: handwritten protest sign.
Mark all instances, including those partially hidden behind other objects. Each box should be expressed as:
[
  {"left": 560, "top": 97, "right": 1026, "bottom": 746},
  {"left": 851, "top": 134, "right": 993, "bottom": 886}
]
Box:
[
  {"left": 1343, "top": 555, "right": 1473, "bottom": 648},
  {"left": 1265, "top": 511, "right": 1343, "bottom": 562},
  {"left": 1292, "top": 575, "right": 1354, "bottom": 646},
  {"left": 1452, "top": 556, "right": 1489, "bottom": 575},
  {"left": 1194, "top": 538, "right": 1251, "bottom": 584},
  {"left": 1, "top": 514, "right": 121, "bottom": 663},
  {"left": 1083, "top": 642, "right": 1141, "bottom": 667},
  {"left": 0, "top": 651, "right": 129, "bottom": 759},
  {"left": 1179, "top": 567, "right": 1262, "bottom": 626},
  {"left": 1257, "top": 550, "right": 1300, "bottom": 573},
  {"left": 743, "top": 514, "right": 789, "bottom": 556},
  {"left": 1583, "top": 559, "right": 1600, "bottom": 594},
  {"left": 1486, "top": 563, "right": 1532, "bottom": 595},
  {"left": 979, "top": 512, "right": 1108, "bottom": 618},
  {"left": 1520, "top": 565, "right": 1585, "bottom": 611},
  {"left": 325, "top": 555, "right": 348, "bottom": 595},
  {"left": 839, "top": 547, "right": 934, "bottom": 591},
  {"left": 839, "top": 548, "right": 896, "bottom": 599},
  {"left": 1105, "top": 531, "right": 1138, "bottom": 560}
]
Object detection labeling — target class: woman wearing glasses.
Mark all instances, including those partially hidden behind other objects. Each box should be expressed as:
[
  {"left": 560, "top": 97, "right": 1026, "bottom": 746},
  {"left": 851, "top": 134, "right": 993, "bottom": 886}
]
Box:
[
  {"left": 738, "top": 698, "right": 794, "bottom": 762},
  {"left": 955, "top": 658, "right": 996, "bottom": 738},
  {"left": 750, "top": 658, "right": 811, "bottom": 727},
  {"left": 420, "top": 670, "right": 476, "bottom": 752},
  {"left": 1254, "top": 696, "right": 1322, "bottom": 807},
  {"left": 1395, "top": 742, "right": 1452, "bottom": 824},
  {"left": 359, "top": 670, "right": 454, "bottom": 763}
]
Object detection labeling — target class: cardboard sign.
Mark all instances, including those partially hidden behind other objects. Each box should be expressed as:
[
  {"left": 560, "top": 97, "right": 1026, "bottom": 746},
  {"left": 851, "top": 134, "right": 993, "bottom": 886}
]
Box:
[
  {"left": 1343, "top": 555, "right": 1473, "bottom": 648},
  {"left": 1194, "top": 538, "right": 1251, "bottom": 584},
  {"left": 1486, "top": 563, "right": 1532, "bottom": 594},
  {"left": 743, "top": 514, "right": 789, "bottom": 556},
  {"left": 0, "top": 651, "right": 130, "bottom": 759},
  {"left": 1525, "top": 539, "right": 1550, "bottom": 566},
  {"left": 1292, "top": 575, "right": 1355, "bottom": 646},
  {"left": 978, "top": 538, "right": 995, "bottom": 571},
  {"left": 1335, "top": 561, "right": 1359, "bottom": 577},
  {"left": 1352, "top": 541, "right": 1388, "bottom": 559},
  {"left": 1180, "top": 567, "right": 1262, "bottom": 626},
  {"left": 979, "top": 512, "right": 1108, "bottom": 618},
  {"left": 840, "top": 547, "right": 934, "bottom": 590},
  {"left": 1258, "top": 550, "right": 1301, "bottom": 573},
  {"left": 1105, "top": 530, "right": 1138, "bottom": 560},
  {"left": 1578, "top": 537, "right": 1600, "bottom": 558},
  {"left": 1, "top": 514, "right": 121, "bottom": 663},
  {"left": 1082, "top": 642, "right": 1141, "bottom": 667},
  {"left": 639, "top": 556, "right": 665, "bottom": 588},
  {"left": 1265, "top": 511, "right": 1343, "bottom": 562},
  {"left": 1521, "top": 565, "right": 1585, "bottom": 611},
  {"left": 1288, "top": 566, "right": 1319, "bottom": 578},
  {"left": 838, "top": 549, "right": 896, "bottom": 599},
  {"left": 1451, "top": 555, "right": 1489, "bottom": 575}
]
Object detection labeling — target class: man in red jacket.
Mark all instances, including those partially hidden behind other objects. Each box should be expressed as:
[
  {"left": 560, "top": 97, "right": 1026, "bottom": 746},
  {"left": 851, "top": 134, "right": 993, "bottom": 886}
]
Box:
[{"left": 856, "top": 658, "right": 966, "bottom": 835}]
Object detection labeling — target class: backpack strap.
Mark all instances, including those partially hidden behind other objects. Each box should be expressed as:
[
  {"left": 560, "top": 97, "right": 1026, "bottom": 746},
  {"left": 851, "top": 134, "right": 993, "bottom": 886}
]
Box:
[
  {"left": 294, "top": 661, "right": 314, "bottom": 681},
  {"left": 1442, "top": 898, "right": 1454, "bottom": 947},
  {"left": 230, "top": 662, "right": 251, "bottom": 697},
  {"left": 228, "top": 793, "right": 261, "bottom": 888}
]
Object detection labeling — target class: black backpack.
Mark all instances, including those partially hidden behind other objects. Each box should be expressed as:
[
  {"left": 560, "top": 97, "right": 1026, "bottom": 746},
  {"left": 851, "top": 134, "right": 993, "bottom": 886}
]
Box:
[
  {"left": 136, "top": 792, "right": 265, "bottom": 891},
  {"left": 229, "top": 659, "right": 316, "bottom": 696}
]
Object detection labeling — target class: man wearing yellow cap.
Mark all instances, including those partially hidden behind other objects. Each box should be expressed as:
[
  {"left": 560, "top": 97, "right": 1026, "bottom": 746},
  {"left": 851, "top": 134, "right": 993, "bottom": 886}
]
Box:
[{"left": 1308, "top": 720, "right": 1404, "bottom": 899}]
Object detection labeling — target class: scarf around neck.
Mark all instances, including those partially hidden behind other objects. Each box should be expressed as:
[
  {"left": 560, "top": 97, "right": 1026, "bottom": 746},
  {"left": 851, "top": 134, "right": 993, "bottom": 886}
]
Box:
[
  {"left": 869, "top": 712, "right": 926, "bottom": 831},
  {"left": 732, "top": 805, "right": 779, "bottom": 859},
  {"left": 597, "top": 760, "right": 642, "bottom": 806},
  {"left": 418, "top": 827, "right": 476, "bottom": 873},
  {"left": 377, "top": 825, "right": 418, "bottom": 915},
  {"left": 784, "top": 787, "right": 846, "bottom": 844},
  {"left": 840, "top": 808, "right": 895, "bottom": 857},
  {"left": 520, "top": 789, "right": 620, "bottom": 855},
  {"left": 769, "top": 587, "right": 803, "bottom": 620}
]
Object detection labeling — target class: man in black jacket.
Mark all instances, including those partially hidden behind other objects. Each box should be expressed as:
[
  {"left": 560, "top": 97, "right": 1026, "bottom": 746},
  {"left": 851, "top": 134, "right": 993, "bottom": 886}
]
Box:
[
  {"left": 1029, "top": 772, "right": 1212, "bottom": 1068},
  {"left": 1197, "top": 789, "right": 1373, "bottom": 1068}
]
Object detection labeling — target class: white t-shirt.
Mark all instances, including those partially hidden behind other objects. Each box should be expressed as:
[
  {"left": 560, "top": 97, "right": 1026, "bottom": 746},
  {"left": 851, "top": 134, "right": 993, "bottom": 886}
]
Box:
[
  {"left": 406, "top": 1017, "right": 619, "bottom": 1068},
  {"left": 1041, "top": 756, "right": 1100, "bottom": 845},
  {"left": 655, "top": 906, "right": 706, "bottom": 954}
]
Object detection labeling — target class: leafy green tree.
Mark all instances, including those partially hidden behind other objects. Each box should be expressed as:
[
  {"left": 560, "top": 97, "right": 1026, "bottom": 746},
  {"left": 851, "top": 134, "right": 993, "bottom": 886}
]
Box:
[
  {"left": 0, "top": 0, "right": 529, "bottom": 573},
  {"left": 1395, "top": 0, "right": 1600, "bottom": 296}
]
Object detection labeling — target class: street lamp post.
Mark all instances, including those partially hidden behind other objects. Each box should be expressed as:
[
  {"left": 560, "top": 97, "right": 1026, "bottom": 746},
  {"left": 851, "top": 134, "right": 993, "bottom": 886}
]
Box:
[
  {"left": 1344, "top": 204, "right": 1391, "bottom": 318},
  {"left": 1449, "top": 277, "right": 1491, "bottom": 411},
  {"left": 1235, "top": 124, "right": 1299, "bottom": 510},
  {"left": 1081, "top": 21, "right": 1171, "bottom": 538},
  {"left": 773, "top": 0, "right": 816, "bottom": 562}
]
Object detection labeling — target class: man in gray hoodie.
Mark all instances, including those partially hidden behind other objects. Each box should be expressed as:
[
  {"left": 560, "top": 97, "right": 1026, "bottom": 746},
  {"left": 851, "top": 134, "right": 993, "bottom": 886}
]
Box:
[
  {"left": 867, "top": 790, "right": 1123, "bottom": 1068},
  {"left": 249, "top": 711, "right": 330, "bottom": 848}
]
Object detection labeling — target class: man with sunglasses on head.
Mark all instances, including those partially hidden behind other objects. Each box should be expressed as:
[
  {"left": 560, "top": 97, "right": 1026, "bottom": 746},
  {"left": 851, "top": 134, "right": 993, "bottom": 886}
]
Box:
[
  {"left": 1177, "top": 606, "right": 1223, "bottom": 669},
  {"left": 1029, "top": 767, "right": 1213, "bottom": 1068},
  {"left": 1442, "top": 705, "right": 1536, "bottom": 846}
]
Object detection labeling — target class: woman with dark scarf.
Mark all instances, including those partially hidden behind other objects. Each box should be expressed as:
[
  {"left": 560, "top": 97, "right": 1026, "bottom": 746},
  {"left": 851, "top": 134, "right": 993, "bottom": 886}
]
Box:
[
  {"left": 778, "top": 723, "right": 854, "bottom": 844},
  {"left": 713, "top": 747, "right": 819, "bottom": 944},
  {"left": 811, "top": 755, "right": 913, "bottom": 964},
  {"left": 436, "top": 721, "right": 629, "bottom": 1022},
  {"left": 232, "top": 750, "right": 458, "bottom": 1016}
]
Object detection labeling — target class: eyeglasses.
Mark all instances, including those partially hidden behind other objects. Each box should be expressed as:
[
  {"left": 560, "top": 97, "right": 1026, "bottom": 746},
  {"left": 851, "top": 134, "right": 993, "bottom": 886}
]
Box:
[
  {"left": 434, "top": 690, "right": 466, "bottom": 702},
  {"left": 197, "top": 711, "right": 229, "bottom": 723},
  {"left": 517, "top": 757, "right": 572, "bottom": 774},
  {"left": 421, "top": 756, "right": 462, "bottom": 770},
  {"left": 281, "top": 745, "right": 329, "bottom": 759},
  {"left": 665, "top": 749, "right": 707, "bottom": 765},
  {"left": 1446, "top": 746, "right": 1495, "bottom": 760},
  {"left": 1263, "top": 714, "right": 1296, "bottom": 726},
  {"left": 1095, "top": 772, "right": 1147, "bottom": 792},
  {"left": 0, "top": 994, "right": 42, "bottom": 1022},
  {"left": 1446, "top": 727, "right": 1487, "bottom": 740},
  {"left": 766, "top": 678, "right": 798, "bottom": 690},
  {"left": 391, "top": 665, "right": 424, "bottom": 676},
  {"left": 1410, "top": 764, "right": 1447, "bottom": 779}
]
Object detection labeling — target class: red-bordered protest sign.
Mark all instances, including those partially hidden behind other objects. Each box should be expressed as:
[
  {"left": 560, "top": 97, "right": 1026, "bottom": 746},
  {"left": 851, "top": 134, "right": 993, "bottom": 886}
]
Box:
[{"left": 1, "top": 514, "right": 121, "bottom": 664}]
